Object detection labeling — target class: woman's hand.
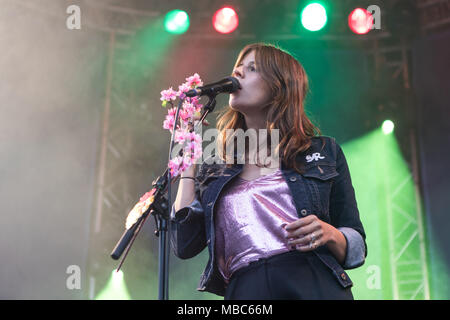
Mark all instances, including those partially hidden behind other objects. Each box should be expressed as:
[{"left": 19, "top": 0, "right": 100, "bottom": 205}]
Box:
[
  {"left": 284, "top": 215, "right": 331, "bottom": 251},
  {"left": 283, "top": 215, "right": 347, "bottom": 264}
]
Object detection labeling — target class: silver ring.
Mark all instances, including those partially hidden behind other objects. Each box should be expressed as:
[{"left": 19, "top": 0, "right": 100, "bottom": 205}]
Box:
[
  {"left": 310, "top": 232, "right": 316, "bottom": 242},
  {"left": 309, "top": 241, "right": 313, "bottom": 249}
]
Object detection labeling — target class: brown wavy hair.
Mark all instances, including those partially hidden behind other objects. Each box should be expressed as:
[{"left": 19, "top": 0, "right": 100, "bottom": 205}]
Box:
[{"left": 216, "top": 43, "right": 321, "bottom": 173}]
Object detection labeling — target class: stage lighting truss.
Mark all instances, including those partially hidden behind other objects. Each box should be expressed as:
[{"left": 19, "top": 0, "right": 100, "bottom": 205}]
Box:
[{"left": 417, "top": 0, "right": 450, "bottom": 32}]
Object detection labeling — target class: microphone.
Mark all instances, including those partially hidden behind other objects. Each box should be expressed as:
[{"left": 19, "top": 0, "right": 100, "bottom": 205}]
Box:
[{"left": 185, "top": 76, "right": 241, "bottom": 97}]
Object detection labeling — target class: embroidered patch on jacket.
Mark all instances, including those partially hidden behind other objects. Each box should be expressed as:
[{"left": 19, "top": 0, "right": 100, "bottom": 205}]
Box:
[{"left": 306, "top": 152, "right": 325, "bottom": 162}]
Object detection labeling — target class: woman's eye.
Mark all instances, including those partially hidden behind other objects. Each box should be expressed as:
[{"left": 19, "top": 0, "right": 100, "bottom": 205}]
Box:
[{"left": 248, "top": 66, "right": 256, "bottom": 72}]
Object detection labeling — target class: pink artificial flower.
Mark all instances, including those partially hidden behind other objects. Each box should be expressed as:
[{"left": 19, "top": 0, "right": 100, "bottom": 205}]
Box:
[
  {"left": 160, "top": 87, "right": 177, "bottom": 102},
  {"left": 184, "top": 134, "right": 202, "bottom": 161},
  {"left": 168, "top": 156, "right": 183, "bottom": 177},
  {"left": 194, "top": 146, "right": 202, "bottom": 159},
  {"left": 167, "top": 107, "right": 177, "bottom": 116},
  {"left": 179, "top": 109, "right": 191, "bottom": 122},
  {"left": 163, "top": 115, "right": 175, "bottom": 131},
  {"left": 174, "top": 130, "right": 188, "bottom": 144},
  {"left": 177, "top": 83, "right": 191, "bottom": 99},
  {"left": 189, "top": 96, "right": 200, "bottom": 104},
  {"left": 161, "top": 74, "right": 204, "bottom": 175},
  {"left": 183, "top": 101, "right": 196, "bottom": 115},
  {"left": 181, "top": 156, "right": 192, "bottom": 171},
  {"left": 183, "top": 97, "right": 203, "bottom": 112},
  {"left": 186, "top": 73, "right": 203, "bottom": 88},
  {"left": 184, "top": 132, "right": 202, "bottom": 144},
  {"left": 193, "top": 132, "right": 202, "bottom": 143}
]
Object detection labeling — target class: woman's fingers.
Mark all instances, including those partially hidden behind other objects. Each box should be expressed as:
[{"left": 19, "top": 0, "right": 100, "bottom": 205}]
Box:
[
  {"left": 284, "top": 215, "right": 316, "bottom": 231},
  {"left": 296, "top": 236, "right": 322, "bottom": 251},
  {"left": 285, "top": 218, "right": 320, "bottom": 239},
  {"left": 286, "top": 232, "right": 323, "bottom": 252},
  {"left": 284, "top": 216, "right": 325, "bottom": 251}
]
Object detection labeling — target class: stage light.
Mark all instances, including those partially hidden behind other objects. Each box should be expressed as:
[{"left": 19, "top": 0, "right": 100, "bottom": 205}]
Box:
[
  {"left": 382, "top": 120, "right": 394, "bottom": 134},
  {"left": 301, "top": 3, "right": 327, "bottom": 32},
  {"left": 164, "top": 10, "right": 190, "bottom": 34},
  {"left": 112, "top": 269, "right": 124, "bottom": 283},
  {"left": 95, "top": 269, "right": 131, "bottom": 300},
  {"left": 348, "top": 8, "right": 373, "bottom": 34},
  {"left": 213, "top": 7, "right": 239, "bottom": 34}
]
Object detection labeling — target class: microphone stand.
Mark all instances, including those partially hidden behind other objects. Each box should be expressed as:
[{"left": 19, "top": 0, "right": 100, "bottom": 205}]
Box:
[{"left": 110, "top": 94, "right": 217, "bottom": 300}]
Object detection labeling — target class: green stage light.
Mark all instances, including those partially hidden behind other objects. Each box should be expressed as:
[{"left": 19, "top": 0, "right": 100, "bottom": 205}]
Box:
[
  {"left": 343, "top": 130, "right": 431, "bottom": 299},
  {"left": 301, "top": 3, "right": 328, "bottom": 31},
  {"left": 382, "top": 120, "right": 395, "bottom": 134},
  {"left": 164, "top": 10, "right": 190, "bottom": 34},
  {"left": 95, "top": 270, "right": 132, "bottom": 300}
]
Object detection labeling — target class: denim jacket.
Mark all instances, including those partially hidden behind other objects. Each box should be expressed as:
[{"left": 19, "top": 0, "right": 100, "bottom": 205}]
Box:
[{"left": 170, "top": 136, "right": 367, "bottom": 296}]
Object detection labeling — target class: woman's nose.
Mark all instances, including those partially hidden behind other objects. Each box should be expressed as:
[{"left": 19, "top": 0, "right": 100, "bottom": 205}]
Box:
[{"left": 232, "top": 67, "right": 243, "bottom": 79}]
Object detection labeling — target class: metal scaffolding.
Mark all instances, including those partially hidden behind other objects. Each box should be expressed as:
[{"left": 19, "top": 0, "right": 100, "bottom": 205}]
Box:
[{"left": 369, "top": 20, "right": 431, "bottom": 298}]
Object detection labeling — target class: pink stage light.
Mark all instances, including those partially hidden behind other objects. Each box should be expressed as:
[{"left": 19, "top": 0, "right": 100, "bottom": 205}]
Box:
[
  {"left": 348, "top": 8, "right": 373, "bottom": 35},
  {"left": 213, "top": 7, "right": 239, "bottom": 34}
]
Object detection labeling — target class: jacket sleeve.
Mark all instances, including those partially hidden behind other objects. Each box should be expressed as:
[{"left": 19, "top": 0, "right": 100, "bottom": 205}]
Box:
[
  {"left": 169, "top": 166, "right": 207, "bottom": 260},
  {"left": 329, "top": 142, "right": 367, "bottom": 269}
]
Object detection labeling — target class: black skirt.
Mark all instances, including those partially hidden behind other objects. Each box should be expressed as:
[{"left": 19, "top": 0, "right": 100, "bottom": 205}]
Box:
[{"left": 224, "top": 250, "right": 354, "bottom": 300}]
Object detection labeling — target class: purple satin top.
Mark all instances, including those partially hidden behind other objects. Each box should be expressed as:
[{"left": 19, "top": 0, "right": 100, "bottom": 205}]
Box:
[{"left": 214, "top": 168, "right": 300, "bottom": 283}]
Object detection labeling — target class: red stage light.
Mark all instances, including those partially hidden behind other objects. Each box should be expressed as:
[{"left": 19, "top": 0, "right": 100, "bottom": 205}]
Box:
[
  {"left": 348, "top": 8, "right": 373, "bottom": 35},
  {"left": 213, "top": 7, "right": 239, "bottom": 34}
]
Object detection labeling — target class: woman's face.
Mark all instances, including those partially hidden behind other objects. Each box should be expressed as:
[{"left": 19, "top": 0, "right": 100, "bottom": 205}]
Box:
[{"left": 229, "top": 50, "right": 272, "bottom": 115}]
